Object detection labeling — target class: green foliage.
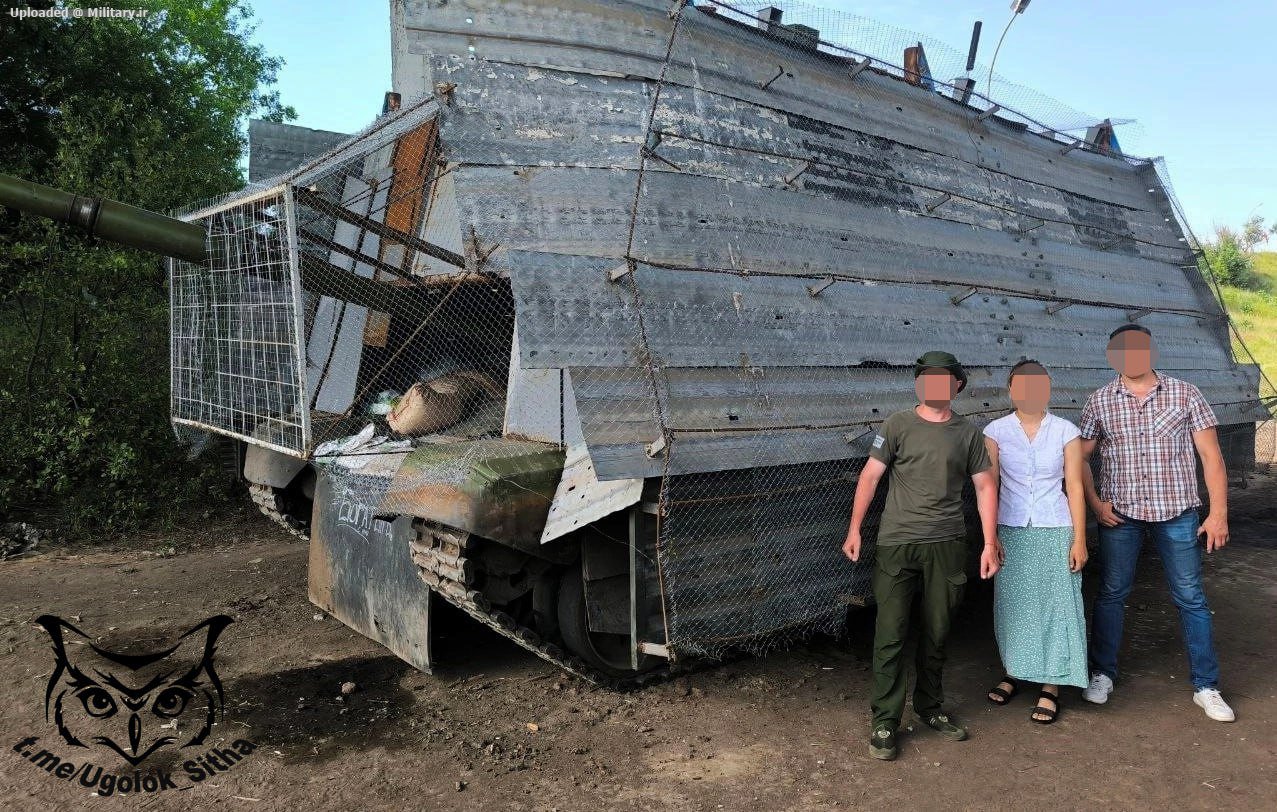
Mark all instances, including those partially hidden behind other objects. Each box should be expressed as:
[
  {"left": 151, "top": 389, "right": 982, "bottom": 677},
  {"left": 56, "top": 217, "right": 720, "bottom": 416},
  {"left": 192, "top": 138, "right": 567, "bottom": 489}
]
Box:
[
  {"left": 1200, "top": 226, "right": 1259, "bottom": 290},
  {"left": 0, "top": 0, "right": 293, "bottom": 535},
  {"left": 1204, "top": 214, "right": 1275, "bottom": 292},
  {"left": 1252, "top": 250, "right": 1277, "bottom": 287},
  {"left": 1240, "top": 214, "right": 1270, "bottom": 254},
  {"left": 1219, "top": 277, "right": 1277, "bottom": 386},
  {"left": 1219, "top": 252, "right": 1277, "bottom": 389}
]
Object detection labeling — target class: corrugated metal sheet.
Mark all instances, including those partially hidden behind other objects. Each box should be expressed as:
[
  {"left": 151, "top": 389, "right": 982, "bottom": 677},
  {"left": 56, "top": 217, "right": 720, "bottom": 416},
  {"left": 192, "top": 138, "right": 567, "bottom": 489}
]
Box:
[
  {"left": 401, "top": 0, "right": 1166, "bottom": 210},
  {"left": 505, "top": 249, "right": 1258, "bottom": 478},
  {"left": 438, "top": 64, "right": 1184, "bottom": 267},
  {"left": 247, "top": 120, "right": 348, "bottom": 183},
  {"left": 455, "top": 166, "right": 1205, "bottom": 313}
]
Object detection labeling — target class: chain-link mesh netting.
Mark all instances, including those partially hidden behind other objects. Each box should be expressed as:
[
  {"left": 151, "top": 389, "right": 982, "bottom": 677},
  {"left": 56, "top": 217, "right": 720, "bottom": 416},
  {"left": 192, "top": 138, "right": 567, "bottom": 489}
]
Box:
[{"left": 171, "top": 0, "right": 1273, "bottom": 665}]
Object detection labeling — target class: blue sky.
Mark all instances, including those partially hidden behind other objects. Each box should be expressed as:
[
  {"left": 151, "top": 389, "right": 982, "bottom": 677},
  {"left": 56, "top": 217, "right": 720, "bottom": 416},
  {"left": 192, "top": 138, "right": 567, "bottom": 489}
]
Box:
[{"left": 246, "top": 0, "right": 1276, "bottom": 240}]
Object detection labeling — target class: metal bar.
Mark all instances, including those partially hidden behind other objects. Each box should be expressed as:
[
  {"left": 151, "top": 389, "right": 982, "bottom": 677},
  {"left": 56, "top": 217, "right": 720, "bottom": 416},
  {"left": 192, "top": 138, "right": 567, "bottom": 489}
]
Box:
[
  {"left": 172, "top": 417, "right": 306, "bottom": 458},
  {"left": 629, "top": 507, "right": 639, "bottom": 672},
  {"left": 1127, "top": 308, "right": 1153, "bottom": 322},
  {"left": 806, "top": 276, "right": 835, "bottom": 297},
  {"left": 297, "top": 254, "right": 437, "bottom": 318},
  {"left": 783, "top": 161, "right": 812, "bottom": 186},
  {"left": 293, "top": 185, "right": 466, "bottom": 268},
  {"left": 608, "top": 259, "right": 635, "bottom": 282},
  {"left": 949, "top": 286, "right": 978, "bottom": 305},
  {"left": 638, "top": 641, "right": 670, "bottom": 658},
  {"left": 1016, "top": 218, "right": 1046, "bottom": 233},
  {"left": 645, "top": 433, "right": 667, "bottom": 458},
  {"left": 1045, "top": 301, "right": 1074, "bottom": 315},
  {"left": 847, "top": 58, "right": 872, "bottom": 81},
  {"left": 180, "top": 182, "right": 292, "bottom": 222},
  {"left": 760, "top": 64, "right": 786, "bottom": 90},
  {"left": 1060, "top": 140, "right": 1084, "bottom": 155},
  {"left": 282, "top": 186, "right": 312, "bottom": 452},
  {"left": 975, "top": 104, "right": 1002, "bottom": 122},
  {"left": 925, "top": 192, "right": 952, "bottom": 213},
  {"left": 843, "top": 426, "right": 875, "bottom": 444},
  {"left": 300, "top": 227, "right": 417, "bottom": 282},
  {"left": 465, "top": 225, "right": 500, "bottom": 268}
]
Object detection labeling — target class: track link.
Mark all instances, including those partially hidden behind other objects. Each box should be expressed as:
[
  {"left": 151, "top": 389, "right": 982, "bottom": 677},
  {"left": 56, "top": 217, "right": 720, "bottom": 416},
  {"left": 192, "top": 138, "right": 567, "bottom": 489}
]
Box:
[
  {"left": 249, "top": 482, "right": 310, "bottom": 540},
  {"left": 408, "top": 518, "right": 683, "bottom": 689}
]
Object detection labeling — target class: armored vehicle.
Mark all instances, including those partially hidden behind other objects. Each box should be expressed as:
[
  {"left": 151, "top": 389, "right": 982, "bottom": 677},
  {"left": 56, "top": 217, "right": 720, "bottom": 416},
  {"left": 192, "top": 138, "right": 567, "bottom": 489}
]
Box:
[{"left": 4, "top": 0, "right": 1270, "bottom": 684}]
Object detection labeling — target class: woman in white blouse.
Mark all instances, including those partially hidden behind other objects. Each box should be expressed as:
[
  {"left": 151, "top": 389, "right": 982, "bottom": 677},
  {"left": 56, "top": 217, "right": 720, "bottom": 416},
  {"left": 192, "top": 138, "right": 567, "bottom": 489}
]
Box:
[{"left": 982, "top": 360, "right": 1089, "bottom": 724}]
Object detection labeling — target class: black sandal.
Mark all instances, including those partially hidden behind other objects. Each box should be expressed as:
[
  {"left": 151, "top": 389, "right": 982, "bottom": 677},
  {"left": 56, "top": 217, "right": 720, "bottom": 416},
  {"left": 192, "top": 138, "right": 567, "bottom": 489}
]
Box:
[
  {"left": 1031, "top": 688, "right": 1060, "bottom": 724},
  {"left": 987, "top": 675, "right": 1019, "bottom": 706}
]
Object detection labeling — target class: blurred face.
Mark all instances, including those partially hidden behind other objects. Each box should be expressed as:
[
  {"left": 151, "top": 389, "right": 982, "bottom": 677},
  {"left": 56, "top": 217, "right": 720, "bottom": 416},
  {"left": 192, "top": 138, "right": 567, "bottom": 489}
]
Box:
[
  {"left": 915, "top": 369, "right": 959, "bottom": 408},
  {"left": 1106, "top": 329, "right": 1156, "bottom": 378},
  {"left": 1009, "top": 366, "right": 1051, "bottom": 412}
]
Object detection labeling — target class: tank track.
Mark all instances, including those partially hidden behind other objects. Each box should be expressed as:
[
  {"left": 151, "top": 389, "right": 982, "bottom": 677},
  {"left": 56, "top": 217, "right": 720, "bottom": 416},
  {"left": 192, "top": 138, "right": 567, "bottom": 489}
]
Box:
[
  {"left": 408, "top": 518, "right": 683, "bottom": 689},
  {"left": 248, "top": 482, "right": 310, "bottom": 540}
]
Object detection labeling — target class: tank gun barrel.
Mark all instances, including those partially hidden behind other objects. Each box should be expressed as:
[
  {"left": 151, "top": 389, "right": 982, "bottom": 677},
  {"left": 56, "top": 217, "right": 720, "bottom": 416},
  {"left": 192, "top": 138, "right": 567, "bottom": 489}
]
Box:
[{"left": 0, "top": 173, "right": 206, "bottom": 264}]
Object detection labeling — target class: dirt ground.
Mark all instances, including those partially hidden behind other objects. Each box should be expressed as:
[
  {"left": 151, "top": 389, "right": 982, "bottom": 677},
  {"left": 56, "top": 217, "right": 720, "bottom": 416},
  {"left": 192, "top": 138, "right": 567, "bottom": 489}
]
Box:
[{"left": 2, "top": 472, "right": 1275, "bottom": 812}]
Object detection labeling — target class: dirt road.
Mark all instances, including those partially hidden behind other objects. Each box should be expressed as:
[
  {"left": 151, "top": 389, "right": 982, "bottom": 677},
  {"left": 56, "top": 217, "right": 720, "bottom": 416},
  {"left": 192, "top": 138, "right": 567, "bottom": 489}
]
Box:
[{"left": 2, "top": 472, "right": 1275, "bottom": 811}]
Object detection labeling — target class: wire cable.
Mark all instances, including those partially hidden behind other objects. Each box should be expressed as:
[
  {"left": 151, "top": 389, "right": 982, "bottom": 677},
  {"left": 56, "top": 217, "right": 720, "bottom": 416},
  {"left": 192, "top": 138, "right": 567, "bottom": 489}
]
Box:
[{"left": 985, "top": 10, "right": 1020, "bottom": 99}]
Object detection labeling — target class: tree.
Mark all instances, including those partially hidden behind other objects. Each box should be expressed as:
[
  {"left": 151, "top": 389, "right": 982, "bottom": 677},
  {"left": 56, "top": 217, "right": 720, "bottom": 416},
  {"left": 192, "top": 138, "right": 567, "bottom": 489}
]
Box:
[
  {"left": 0, "top": 0, "right": 294, "bottom": 534},
  {"left": 1240, "top": 214, "right": 1269, "bottom": 253},
  {"left": 1200, "top": 226, "right": 1256, "bottom": 290}
]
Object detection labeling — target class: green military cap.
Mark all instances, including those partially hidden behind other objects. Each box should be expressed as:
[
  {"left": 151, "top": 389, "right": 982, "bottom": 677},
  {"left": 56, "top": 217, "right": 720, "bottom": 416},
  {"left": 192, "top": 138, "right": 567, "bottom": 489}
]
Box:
[{"left": 913, "top": 350, "right": 969, "bottom": 393}]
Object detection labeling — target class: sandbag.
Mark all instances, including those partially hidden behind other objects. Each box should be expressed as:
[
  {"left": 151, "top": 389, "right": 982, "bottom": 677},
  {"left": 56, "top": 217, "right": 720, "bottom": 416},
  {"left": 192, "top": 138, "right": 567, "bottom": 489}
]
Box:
[{"left": 387, "top": 370, "right": 501, "bottom": 436}]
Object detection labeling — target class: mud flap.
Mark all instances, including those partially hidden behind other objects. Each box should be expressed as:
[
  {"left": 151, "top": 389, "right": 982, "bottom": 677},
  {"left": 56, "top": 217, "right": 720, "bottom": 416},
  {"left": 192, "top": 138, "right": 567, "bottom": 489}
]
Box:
[{"left": 308, "top": 471, "right": 432, "bottom": 672}]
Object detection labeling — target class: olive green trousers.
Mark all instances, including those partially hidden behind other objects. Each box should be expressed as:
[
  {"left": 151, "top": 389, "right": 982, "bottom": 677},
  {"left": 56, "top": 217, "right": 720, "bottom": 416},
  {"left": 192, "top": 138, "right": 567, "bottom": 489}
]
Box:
[{"left": 870, "top": 538, "right": 968, "bottom": 729}]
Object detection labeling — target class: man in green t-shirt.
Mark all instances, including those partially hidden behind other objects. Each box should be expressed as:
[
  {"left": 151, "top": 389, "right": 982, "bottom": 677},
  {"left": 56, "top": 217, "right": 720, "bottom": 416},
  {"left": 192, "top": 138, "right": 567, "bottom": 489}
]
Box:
[{"left": 843, "top": 350, "right": 1001, "bottom": 761}]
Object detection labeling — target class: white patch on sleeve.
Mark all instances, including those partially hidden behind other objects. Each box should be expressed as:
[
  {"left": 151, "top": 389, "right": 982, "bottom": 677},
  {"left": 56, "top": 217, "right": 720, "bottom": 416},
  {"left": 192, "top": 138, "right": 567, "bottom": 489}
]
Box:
[{"left": 872, "top": 434, "right": 885, "bottom": 449}]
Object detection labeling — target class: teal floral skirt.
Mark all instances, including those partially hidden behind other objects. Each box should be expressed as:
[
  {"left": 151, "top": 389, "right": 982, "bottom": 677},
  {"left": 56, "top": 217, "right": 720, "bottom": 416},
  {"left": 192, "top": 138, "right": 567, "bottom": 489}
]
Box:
[{"left": 994, "top": 525, "right": 1088, "bottom": 688}]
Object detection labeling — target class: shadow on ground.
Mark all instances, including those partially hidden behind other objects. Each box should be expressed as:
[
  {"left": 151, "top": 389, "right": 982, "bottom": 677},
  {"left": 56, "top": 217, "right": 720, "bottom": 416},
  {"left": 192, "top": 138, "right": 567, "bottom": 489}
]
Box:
[{"left": 225, "top": 655, "right": 417, "bottom": 764}]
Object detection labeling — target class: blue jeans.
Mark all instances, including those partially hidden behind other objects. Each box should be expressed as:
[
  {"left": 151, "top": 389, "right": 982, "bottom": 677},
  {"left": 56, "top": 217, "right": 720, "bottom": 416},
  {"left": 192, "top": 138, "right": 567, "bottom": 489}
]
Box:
[{"left": 1090, "top": 508, "right": 1220, "bottom": 690}]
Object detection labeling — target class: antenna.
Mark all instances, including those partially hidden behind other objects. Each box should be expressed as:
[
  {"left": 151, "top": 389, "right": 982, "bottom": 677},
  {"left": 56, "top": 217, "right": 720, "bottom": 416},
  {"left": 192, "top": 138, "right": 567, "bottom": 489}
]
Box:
[{"left": 965, "top": 20, "right": 982, "bottom": 73}]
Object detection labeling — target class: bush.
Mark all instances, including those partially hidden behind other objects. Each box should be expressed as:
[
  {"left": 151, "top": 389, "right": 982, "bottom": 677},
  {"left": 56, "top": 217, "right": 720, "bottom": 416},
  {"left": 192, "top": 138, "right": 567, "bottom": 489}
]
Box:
[{"left": 1200, "top": 227, "right": 1259, "bottom": 289}]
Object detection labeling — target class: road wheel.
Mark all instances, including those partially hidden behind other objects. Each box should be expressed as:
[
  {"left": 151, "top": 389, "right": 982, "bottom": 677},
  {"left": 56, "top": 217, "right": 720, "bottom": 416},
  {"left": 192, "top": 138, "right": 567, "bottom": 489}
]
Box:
[{"left": 557, "top": 564, "right": 658, "bottom": 676}]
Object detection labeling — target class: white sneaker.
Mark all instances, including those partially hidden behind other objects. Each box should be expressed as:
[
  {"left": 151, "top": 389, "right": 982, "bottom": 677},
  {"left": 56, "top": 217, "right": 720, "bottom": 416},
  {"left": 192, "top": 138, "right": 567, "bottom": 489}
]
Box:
[
  {"left": 1193, "top": 688, "right": 1235, "bottom": 722},
  {"left": 1082, "top": 673, "right": 1114, "bottom": 704}
]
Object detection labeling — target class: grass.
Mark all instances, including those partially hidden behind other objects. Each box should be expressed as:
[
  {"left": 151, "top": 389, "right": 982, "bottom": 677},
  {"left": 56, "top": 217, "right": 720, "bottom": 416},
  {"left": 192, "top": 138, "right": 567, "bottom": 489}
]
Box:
[{"left": 1217, "top": 251, "right": 1277, "bottom": 385}]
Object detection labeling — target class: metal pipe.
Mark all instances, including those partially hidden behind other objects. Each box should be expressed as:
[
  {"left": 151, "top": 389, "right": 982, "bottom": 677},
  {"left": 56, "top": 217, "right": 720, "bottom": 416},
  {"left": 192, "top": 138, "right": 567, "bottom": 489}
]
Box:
[{"left": 0, "top": 173, "right": 207, "bottom": 264}]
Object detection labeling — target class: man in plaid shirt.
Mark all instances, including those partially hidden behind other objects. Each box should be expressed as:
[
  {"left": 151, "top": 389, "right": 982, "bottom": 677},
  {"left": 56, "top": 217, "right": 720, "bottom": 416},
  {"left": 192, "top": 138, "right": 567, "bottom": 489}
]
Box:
[{"left": 1077, "top": 324, "right": 1234, "bottom": 722}]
